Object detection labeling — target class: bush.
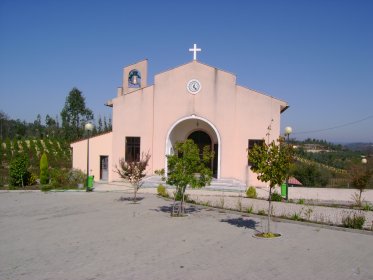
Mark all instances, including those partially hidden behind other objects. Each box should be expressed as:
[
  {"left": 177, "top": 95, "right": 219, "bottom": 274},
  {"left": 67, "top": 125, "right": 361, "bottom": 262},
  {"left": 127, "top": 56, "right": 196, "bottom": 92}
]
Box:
[
  {"left": 39, "top": 153, "right": 49, "bottom": 184},
  {"left": 50, "top": 168, "right": 85, "bottom": 189},
  {"left": 9, "top": 154, "right": 31, "bottom": 187},
  {"left": 271, "top": 191, "right": 283, "bottom": 202},
  {"left": 246, "top": 186, "right": 257, "bottom": 198},
  {"left": 28, "top": 173, "right": 38, "bottom": 185},
  {"left": 157, "top": 184, "right": 169, "bottom": 198},
  {"left": 342, "top": 212, "right": 365, "bottom": 229}
]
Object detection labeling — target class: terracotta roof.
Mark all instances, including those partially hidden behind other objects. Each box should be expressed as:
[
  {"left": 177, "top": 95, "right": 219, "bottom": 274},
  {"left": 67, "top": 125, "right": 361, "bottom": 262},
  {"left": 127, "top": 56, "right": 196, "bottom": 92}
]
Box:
[{"left": 288, "top": 177, "right": 302, "bottom": 185}]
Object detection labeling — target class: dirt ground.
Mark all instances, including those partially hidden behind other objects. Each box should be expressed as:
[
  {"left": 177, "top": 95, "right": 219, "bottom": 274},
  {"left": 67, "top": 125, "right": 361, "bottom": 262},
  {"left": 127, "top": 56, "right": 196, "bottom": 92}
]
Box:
[{"left": 1, "top": 191, "right": 373, "bottom": 280}]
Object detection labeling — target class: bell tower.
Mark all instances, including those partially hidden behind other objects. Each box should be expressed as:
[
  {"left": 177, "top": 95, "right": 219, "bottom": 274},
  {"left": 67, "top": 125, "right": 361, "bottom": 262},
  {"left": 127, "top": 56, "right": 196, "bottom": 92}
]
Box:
[{"left": 118, "top": 59, "right": 148, "bottom": 96}]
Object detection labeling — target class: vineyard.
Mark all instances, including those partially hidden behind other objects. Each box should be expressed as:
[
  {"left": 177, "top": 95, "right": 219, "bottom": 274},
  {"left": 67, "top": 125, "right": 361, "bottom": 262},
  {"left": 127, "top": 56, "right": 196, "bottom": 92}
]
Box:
[{"left": 0, "top": 139, "right": 71, "bottom": 186}]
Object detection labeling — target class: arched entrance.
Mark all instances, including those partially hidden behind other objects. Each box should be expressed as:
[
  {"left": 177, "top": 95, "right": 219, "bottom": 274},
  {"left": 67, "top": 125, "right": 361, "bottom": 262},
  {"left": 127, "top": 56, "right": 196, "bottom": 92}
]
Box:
[
  {"left": 165, "top": 115, "right": 220, "bottom": 178},
  {"left": 187, "top": 131, "right": 217, "bottom": 177}
]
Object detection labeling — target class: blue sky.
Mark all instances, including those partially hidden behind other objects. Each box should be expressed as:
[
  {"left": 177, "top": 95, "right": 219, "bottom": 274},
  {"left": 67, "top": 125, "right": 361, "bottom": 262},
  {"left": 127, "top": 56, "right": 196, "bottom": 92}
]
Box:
[{"left": 0, "top": 0, "right": 372, "bottom": 143}]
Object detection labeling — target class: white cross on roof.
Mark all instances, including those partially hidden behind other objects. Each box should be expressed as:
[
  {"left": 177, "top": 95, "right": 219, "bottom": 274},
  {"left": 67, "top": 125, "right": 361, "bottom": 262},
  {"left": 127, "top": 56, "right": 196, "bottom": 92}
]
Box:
[{"left": 189, "top": 43, "right": 201, "bottom": 60}]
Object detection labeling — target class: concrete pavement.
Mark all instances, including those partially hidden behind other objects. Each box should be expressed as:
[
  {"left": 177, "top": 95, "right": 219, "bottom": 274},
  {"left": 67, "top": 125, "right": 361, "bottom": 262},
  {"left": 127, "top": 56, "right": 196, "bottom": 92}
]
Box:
[{"left": 0, "top": 191, "right": 372, "bottom": 280}]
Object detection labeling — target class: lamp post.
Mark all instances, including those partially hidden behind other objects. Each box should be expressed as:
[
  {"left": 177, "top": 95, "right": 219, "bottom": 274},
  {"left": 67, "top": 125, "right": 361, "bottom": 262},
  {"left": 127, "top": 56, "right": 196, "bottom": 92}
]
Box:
[
  {"left": 284, "top": 126, "right": 292, "bottom": 201},
  {"left": 85, "top": 122, "right": 94, "bottom": 192},
  {"left": 362, "top": 157, "right": 367, "bottom": 165},
  {"left": 362, "top": 157, "right": 368, "bottom": 175}
]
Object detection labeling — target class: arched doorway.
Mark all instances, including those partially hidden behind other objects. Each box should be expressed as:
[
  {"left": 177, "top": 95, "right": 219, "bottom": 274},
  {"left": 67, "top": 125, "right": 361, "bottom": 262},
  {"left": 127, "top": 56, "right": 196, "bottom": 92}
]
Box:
[
  {"left": 187, "top": 131, "right": 217, "bottom": 177},
  {"left": 165, "top": 116, "right": 220, "bottom": 178},
  {"left": 188, "top": 131, "right": 212, "bottom": 155}
]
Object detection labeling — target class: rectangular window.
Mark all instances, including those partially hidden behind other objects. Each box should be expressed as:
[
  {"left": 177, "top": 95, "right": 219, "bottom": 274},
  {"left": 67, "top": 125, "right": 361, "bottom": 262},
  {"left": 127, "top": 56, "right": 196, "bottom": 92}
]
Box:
[
  {"left": 248, "top": 139, "right": 264, "bottom": 165},
  {"left": 125, "top": 137, "right": 140, "bottom": 162}
]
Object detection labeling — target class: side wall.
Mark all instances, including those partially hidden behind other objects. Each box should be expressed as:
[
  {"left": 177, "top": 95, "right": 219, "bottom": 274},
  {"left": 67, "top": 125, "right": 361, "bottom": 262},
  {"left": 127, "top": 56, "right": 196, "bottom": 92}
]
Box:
[{"left": 71, "top": 132, "right": 113, "bottom": 181}]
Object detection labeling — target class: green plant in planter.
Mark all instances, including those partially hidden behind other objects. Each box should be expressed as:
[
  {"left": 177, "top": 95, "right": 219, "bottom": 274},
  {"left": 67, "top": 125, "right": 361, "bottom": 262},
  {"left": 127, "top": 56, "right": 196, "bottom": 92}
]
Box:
[
  {"left": 246, "top": 186, "right": 257, "bottom": 198},
  {"left": 271, "top": 191, "right": 283, "bottom": 202},
  {"left": 342, "top": 212, "right": 365, "bottom": 229},
  {"left": 157, "top": 184, "right": 169, "bottom": 198}
]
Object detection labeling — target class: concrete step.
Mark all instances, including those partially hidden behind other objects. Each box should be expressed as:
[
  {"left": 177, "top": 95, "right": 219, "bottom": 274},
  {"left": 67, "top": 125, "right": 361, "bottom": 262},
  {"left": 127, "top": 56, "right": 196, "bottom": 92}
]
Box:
[{"left": 140, "top": 176, "right": 246, "bottom": 192}]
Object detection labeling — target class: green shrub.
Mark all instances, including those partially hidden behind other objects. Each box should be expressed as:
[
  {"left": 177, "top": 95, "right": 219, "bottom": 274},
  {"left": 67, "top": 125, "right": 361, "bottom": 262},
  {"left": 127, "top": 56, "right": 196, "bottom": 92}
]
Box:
[
  {"left": 157, "top": 184, "right": 169, "bottom": 198},
  {"left": 291, "top": 213, "right": 302, "bottom": 221},
  {"left": 342, "top": 212, "right": 365, "bottom": 229},
  {"left": 28, "top": 173, "right": 38, "bottom": 185},
  {"left": 69, "top": 169, "right": 86, "bottom": 187},
  {"left": 246, "top": 186, "right": 257, "bottom": 198},
  {"left": 50, "top": 168, "right": 85, "bottom": 189},
  {"left": 362, "top": 203, "right": 373, "bottom": 211},
  {"left": 39, "top": 153, "right": 49, "bottom": 184},
  {"left": 9, "top": 154, "right": 31, "bottom": 187},
  {"left": 271, "top": 191, "right": 283, "bottom": 202},
  {"left": 298, "top": 198, "right": 305, "bottom": 205}
]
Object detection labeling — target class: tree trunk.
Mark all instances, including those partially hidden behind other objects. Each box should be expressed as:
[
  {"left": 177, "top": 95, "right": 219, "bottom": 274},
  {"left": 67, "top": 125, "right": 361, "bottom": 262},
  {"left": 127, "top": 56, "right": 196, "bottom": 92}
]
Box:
[
  {"left": 171, "top": 188, "right": 178, "bottom": 216},
  {"left": 180, "top": 192, "right": 185, "bottom": 216},
  {"left": 358, "top": 189, "right": 363, "bottom": 206},
  {"left": 267, "top": 186, "right": 272, "bottom": 233}
]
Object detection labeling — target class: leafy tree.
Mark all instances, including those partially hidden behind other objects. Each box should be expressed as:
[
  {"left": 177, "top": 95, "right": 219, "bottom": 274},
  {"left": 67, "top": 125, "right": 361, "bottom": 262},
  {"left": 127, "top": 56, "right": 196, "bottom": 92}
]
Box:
[
  {"left": 45, "top": 114, "right": 58, "bottom": 138},
  {"left": 5, "top": 138, "right": 12, "bottom": 161},
  {"left": 97, "top": 116, "right": 103, "bottom": 133},
  {"left": 107, "top": 117, "right": 112, "bottom": 131},
  {"left": 115, "top": 152, "right": 151, "bottom": 202},
  {"left": 291, "top": 162, "right": 330, "bottom": 187},
  {"left": 166, "top": 140, "right": 214, "bottom": 216},
  {"left": 34, "top": 114, "right": 43, "bottom": 138},
  {"left": 61, "top": 88, "right": 93, "bottom": 142},
  {"left": 103, "top": 116, "right": 108, "bottom": 132},
  {"left": 12, "top": 139, "right": 19, "bottom": 157},
  {"left": 9, "top": 154, "right": 31, "bottom": 187},
  {"left": 40, "top": 153, "right": 49, "bottom": 184},
  {"left": 0, "top": 141, "right": 3, "bottom": 165},
  {"left": 348, "top": 163, "right": 373, "bottom": 206},
  {"left": 248, "top": 138, "right": 293, "bottom": 234}
]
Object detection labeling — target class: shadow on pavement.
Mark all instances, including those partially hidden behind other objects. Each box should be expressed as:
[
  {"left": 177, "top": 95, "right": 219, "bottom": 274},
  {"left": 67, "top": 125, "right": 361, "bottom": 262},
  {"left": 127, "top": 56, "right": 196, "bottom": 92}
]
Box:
[
  {"left": 117, "top": 196, "right": 145, "bottom": 202},
  {"left": 152, "top": 204, "right": 202, "bottom": 214},
  {"left": 221, "top": 217, "right": 259, "bottom": 232}
]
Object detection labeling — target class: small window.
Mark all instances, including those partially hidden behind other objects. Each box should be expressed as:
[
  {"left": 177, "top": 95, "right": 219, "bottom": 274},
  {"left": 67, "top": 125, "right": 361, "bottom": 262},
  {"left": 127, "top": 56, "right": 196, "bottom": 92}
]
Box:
[
  {"left": 248, "top": 139, "right": 264, "bottom": 165},
  {"left": 125, "top": 137, "right": 140, "bottom": 162}
]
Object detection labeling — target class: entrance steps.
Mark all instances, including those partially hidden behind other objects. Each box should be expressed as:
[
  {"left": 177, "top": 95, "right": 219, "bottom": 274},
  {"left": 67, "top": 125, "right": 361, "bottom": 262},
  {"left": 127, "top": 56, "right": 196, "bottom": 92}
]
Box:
[{"left": 141, "top": 176, "right": 247, "bottom": 192}]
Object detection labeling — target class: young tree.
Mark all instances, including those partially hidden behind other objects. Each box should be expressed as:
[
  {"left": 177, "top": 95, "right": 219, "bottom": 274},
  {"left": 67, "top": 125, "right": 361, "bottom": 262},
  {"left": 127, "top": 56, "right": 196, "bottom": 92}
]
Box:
[
  {"left": 348, "top": 163, "right": 372, "bottom": 206},
  {"left": 166, "top": 139, "right": 214, "bottom": 216},
  {"left": 9, "top": 154, "right": 31, "bottom": 187},
  {"left": 61, "top": 88, "right": 93, "bottom": 142},
  {"left": 115, "top": 152, "right": 151, "bottom": 202},
  {"left": 97, "top": 116, "right": 103, "bottom": 133},
  {"left": 40, "top": 153, "right": 49, "bottom": 184},
  {"left": 248, "top": 138, "right": 293, "bottom": 234}
]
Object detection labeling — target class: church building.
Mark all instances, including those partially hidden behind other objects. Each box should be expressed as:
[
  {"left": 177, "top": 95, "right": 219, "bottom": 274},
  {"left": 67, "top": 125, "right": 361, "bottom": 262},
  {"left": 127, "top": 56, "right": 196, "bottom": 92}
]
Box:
[{"left": 71, "top": 45, "right": 289, "bottom": 188}]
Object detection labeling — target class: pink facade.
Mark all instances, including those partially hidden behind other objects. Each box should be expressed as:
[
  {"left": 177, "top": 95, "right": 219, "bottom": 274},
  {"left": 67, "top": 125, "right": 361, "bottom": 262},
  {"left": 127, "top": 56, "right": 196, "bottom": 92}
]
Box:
[{"left": 71, "top": 59, "right": 288, "bottom": 187}]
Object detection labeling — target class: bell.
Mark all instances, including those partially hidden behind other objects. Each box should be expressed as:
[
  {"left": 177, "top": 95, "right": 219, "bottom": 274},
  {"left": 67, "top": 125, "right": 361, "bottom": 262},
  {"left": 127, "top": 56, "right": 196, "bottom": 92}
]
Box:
[{"left": 131, "top": 74, "right": 138, "bottom": 85}]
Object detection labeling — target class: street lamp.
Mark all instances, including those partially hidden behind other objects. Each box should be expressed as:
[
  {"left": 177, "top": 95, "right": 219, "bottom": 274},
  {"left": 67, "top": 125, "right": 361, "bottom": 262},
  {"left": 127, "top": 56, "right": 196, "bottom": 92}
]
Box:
[
  {"left": 85, "top": 122, "right": 94, "bottom": 192},
  {"left": 284, "top": 126, "right": 292, "bottom": 201},
  {"left": 361, "top": 157, "right": 367, "bottom": 165}
]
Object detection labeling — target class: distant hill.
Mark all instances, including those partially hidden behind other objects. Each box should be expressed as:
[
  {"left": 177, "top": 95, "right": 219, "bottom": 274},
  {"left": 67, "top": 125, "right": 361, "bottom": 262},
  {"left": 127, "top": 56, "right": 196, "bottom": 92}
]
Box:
[{"left": 344, "top": 143, "right": 373, "bottom": 154}]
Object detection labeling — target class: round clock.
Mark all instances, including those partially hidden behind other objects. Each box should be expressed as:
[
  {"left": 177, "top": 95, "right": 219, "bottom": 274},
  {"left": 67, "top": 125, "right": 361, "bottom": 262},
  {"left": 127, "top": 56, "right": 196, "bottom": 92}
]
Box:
[{"left": 187, "top": 79, "right": 201, "bottom": 94}]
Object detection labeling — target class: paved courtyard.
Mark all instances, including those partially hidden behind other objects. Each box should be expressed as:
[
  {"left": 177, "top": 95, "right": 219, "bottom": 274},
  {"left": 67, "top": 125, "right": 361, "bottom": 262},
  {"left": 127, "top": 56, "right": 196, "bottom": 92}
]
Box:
[{"left": 1, "top": 191, "right": 372, "bottom": 280}]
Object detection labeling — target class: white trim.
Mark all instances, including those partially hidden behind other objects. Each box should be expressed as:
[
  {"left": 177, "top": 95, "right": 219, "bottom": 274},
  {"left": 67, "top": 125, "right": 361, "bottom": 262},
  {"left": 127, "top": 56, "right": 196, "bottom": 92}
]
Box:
[{"left": 164, "top": 115, "right": 221, "bottom": 179}]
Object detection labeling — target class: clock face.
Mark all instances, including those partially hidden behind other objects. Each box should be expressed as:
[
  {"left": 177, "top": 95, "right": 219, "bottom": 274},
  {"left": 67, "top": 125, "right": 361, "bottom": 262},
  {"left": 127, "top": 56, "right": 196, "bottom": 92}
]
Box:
[{"left": 187, "top": 79, "right": 201, "bottom": 94}]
